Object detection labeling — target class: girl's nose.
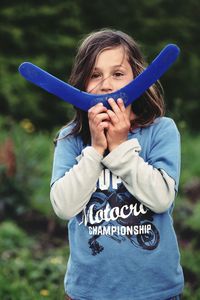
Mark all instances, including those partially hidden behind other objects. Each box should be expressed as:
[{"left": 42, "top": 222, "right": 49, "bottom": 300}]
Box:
[{"left": 99, "top": 77, "right": 113, "bottom": 93}]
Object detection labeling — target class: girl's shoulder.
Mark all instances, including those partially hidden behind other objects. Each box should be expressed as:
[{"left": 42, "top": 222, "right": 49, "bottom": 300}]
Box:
[
  {"left": 145, "top": 117, "right": 180, "bottom": 146},
  {"left": 153, "top": 116, "right": 177, "bottom": 126},
  {"left": 131, "top": 117, "right": 179, "bottom": 138},
  {"left": 58, "top": 122, "right": 76, "bottom": 139},
  {"left": 56, "top": 122, "right": 84, "bottom": 152},
  {"left": 151, "top": 116, "right": 179, "bottom": 134},
  {"left": 131, "top": 117, "right": 180, "bottom": 144}
]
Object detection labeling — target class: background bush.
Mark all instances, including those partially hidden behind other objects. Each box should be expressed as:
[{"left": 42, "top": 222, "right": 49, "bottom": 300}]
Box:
[
  {"left": 0, "top": 116, "right": 55, "bottom": 217},
  {"left": 0, "top": 221, "right": 68, "bottom": 300}
]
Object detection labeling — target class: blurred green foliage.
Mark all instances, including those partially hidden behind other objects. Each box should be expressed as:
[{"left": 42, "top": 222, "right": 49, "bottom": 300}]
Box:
[
  {"left": 0, "top": 116, "right": 54, "bottom": 217},
  {"left": 0, "top": 221, "right": 68, "bottom": 300},
  {"left": 180, "top": 133, "right": 200, "bottom": 185}
]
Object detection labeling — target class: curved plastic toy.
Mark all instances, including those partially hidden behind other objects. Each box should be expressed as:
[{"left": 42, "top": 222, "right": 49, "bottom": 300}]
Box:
[{"left": 18, "top": 44, "right": 180, "bottom": 111}]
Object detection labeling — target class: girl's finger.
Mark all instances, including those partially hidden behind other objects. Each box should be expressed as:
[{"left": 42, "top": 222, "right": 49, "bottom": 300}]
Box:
[
  {"left": 108, "top": 98, "right": 125, "bottom": 122},
  {"left": 99, "top": 121, "right": 109, "bottom": 130},
  {"left": 107, "top": 109, "right": 119, "bottom": 125},
  {"left": 94, "top": 113, "right": 110, "bottom": 125},
  {"left": 108, "top": 98, "right": 121, "bottom": 115},
  {"left": 88, "top": 103, "right": 107, "bottom": 118},
  {"left": 117, "top": 98, "right": 126, "bottom": 112}
]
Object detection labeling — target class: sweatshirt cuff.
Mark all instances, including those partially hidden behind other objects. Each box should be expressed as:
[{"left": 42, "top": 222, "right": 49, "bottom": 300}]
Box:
[
  {"left": 102, "top": 139, "right": 141, "bottom": 167},
  {"left": 82, "top": 146, "right": 103, "bottom": 162}
]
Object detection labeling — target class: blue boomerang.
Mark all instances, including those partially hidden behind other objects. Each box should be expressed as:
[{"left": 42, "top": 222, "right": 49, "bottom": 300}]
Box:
[{"left": 18, "top": 44, "right": 180, "bottom": 111}]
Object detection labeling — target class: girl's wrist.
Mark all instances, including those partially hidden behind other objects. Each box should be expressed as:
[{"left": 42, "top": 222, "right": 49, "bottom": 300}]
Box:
[
  {"left": 92, "top": 146, "right": 105, "bottom": 156},
  {"left": 108, "top": 141, "right": 123, "bottom": 152},
  {"left": 109, "top": 145, "right": 117, "bottom": 152}
]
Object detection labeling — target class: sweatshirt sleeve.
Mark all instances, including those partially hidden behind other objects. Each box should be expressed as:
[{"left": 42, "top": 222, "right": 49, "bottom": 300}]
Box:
[
  {"left": 50, "top": 127, "right": 103, "bottom": 220},
  {"left": 101, "top": 139, "right": 175, "bottom": 213},
  {"left": 101, "top": 119, "right": 180, "bottom": 214}
]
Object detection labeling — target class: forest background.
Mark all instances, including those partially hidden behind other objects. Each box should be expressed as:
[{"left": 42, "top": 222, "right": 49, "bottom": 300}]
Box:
[{"left": 0, "top": 0, "right": 200, "bottom": 299}]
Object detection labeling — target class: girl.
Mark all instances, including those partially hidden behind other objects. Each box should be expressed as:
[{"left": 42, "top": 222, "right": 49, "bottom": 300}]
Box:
[{"left": 50, "top": 29, "right": 184, "bottom": 300}]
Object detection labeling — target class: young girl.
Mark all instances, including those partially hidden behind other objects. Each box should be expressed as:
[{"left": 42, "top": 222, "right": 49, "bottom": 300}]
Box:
[{"left": 50, "top": 29, "right": 184, "bottom": 300}]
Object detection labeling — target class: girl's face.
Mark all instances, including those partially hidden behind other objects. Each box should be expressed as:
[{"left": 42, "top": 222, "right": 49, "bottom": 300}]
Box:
[
  {"left": 85, "top": 46, "right": 135, "bottom": 120},
  {"left": 86, "top": 46, "right": 133, "bottom": 94}
]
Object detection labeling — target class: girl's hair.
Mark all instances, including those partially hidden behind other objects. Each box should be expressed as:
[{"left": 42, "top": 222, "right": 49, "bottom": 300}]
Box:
[{"left": 57, "top": 28, "right": 165, "bottom": 145}]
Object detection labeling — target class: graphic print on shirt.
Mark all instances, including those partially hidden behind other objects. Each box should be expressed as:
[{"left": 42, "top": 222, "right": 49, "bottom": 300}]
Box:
[{"left": 77, "top": 168, "right": 160, "bottom": 256}]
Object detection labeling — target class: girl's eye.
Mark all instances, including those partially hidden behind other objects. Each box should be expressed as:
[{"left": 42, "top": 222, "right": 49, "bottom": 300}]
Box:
[
  {"left": 114, "top": 72, "right": 124, "bottom": 77},
  {"left": 91, "top": 73, "right": 101, "bottom": 79}
]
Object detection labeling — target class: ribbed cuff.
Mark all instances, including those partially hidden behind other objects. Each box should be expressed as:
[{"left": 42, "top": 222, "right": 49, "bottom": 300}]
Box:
[
  {"left": 102, "top": 139, "right": 141, "bottom": 167},
  {"left": 82, "top": 146, "right": 103, "bottom": 162}
]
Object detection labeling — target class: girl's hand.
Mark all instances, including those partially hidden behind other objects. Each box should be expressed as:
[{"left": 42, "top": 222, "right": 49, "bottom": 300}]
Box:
[
  {"left": 106, "top": 98, "right": 131, "bottom": 152},
  {"left": 88, "top": 103, "right": 110, "bottom": 155}
]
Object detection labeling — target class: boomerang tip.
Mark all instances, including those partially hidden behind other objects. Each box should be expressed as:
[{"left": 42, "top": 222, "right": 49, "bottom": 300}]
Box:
[
  {"left": 164, "top": 44, "right": 180, "bottom": 57},
  {"left": 18, "top": 62, "right": 33, "bottom": 76}
]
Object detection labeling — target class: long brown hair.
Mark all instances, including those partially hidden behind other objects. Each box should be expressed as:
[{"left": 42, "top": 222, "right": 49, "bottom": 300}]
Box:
[{"left": 57, "top": 28, "right": 165, "bottom": 145}]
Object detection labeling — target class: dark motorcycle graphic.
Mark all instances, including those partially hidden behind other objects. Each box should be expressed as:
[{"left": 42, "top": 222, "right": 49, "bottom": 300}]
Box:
[{"left": 83, "top": 183, "right": 160, "bottom": 255}]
